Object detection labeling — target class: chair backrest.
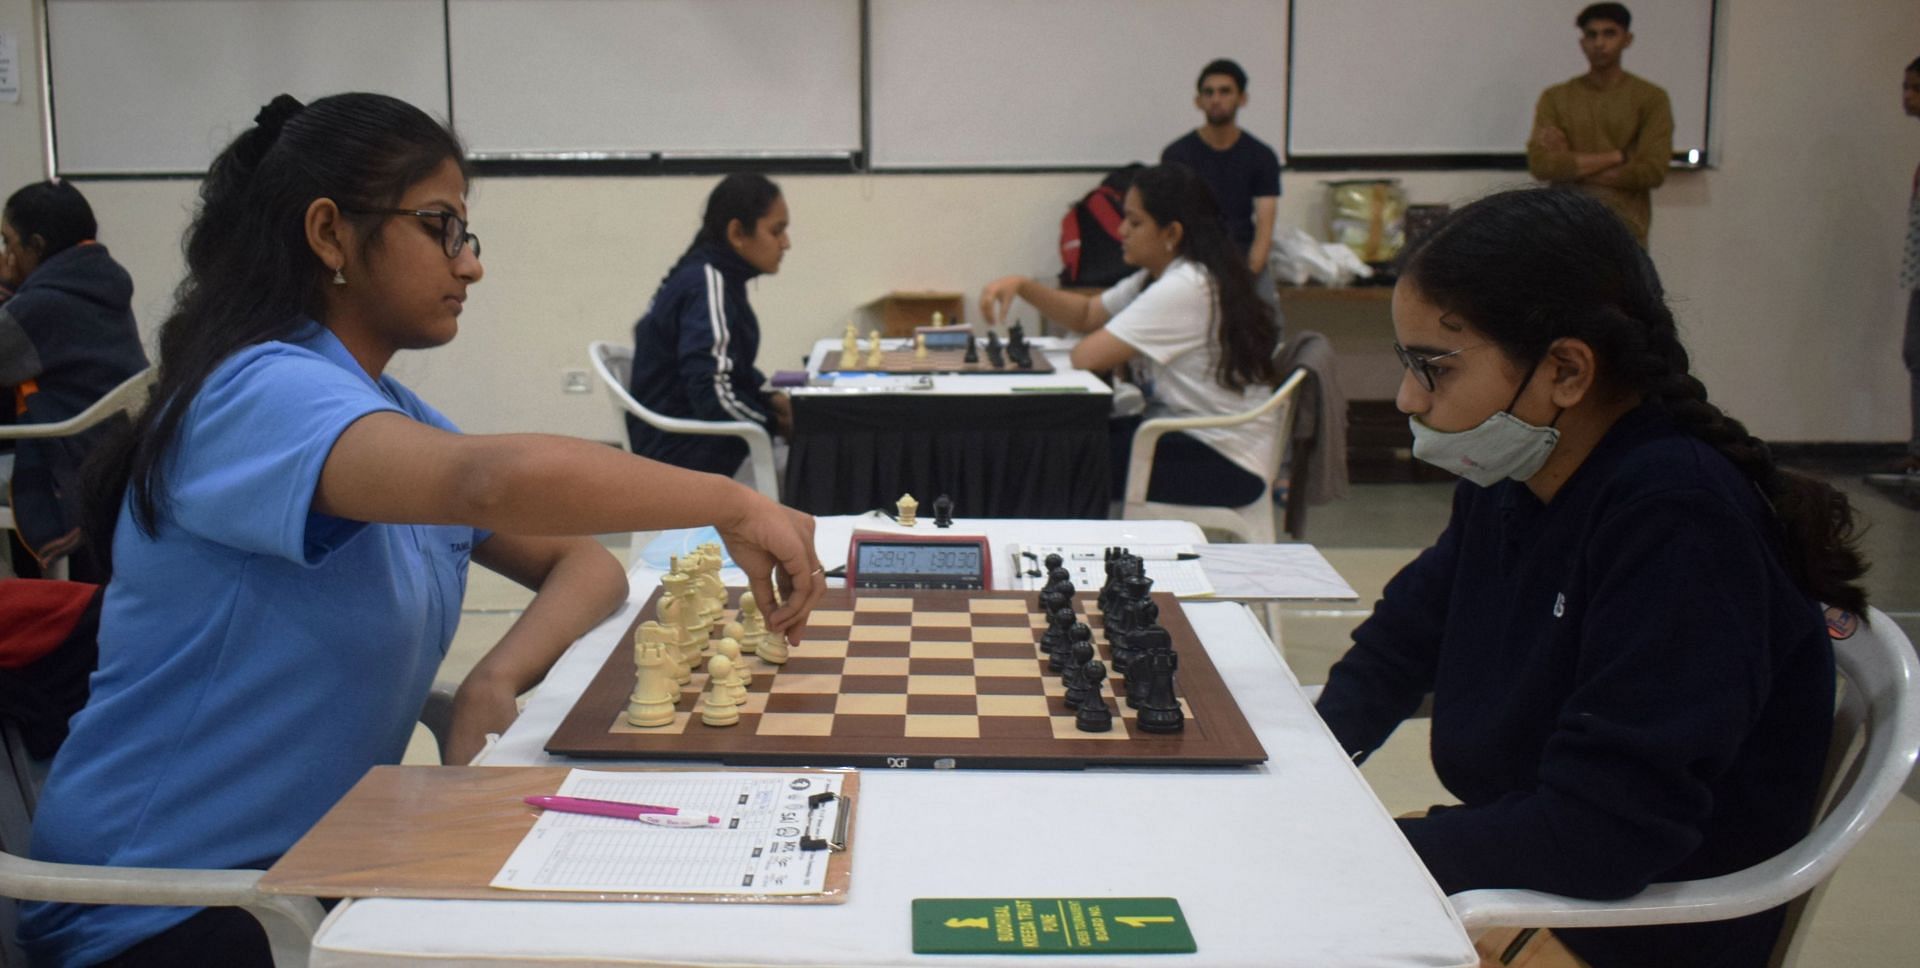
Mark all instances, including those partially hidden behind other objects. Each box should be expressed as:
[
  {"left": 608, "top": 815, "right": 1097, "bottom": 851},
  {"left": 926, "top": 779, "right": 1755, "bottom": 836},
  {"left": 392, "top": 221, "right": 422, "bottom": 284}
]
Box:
[
  {"left": 1448, "top": 606, "right": 1920, "bottom": 943},
  {"left": 0, "top": 367, "right": 155, "bottom": 442},
  {"left": 585, "top": 341, "right": 779, "bottom": 501}
]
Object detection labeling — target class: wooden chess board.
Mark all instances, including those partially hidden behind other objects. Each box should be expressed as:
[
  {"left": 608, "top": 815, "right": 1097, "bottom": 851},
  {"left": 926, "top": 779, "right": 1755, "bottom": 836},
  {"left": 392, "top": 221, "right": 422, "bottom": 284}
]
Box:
[
  {"left": 546, "top": 588, "right": 1265, "bottom": 769},
  {"left": 815, "top": 347, "right": 1054, "bottom": 376}
]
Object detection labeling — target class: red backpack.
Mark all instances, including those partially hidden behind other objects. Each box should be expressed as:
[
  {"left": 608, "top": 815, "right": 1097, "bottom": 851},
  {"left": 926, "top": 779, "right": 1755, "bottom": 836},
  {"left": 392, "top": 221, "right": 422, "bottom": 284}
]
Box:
[{"left": 1058, "top": 164, "right": 1143, "bottom": 287}]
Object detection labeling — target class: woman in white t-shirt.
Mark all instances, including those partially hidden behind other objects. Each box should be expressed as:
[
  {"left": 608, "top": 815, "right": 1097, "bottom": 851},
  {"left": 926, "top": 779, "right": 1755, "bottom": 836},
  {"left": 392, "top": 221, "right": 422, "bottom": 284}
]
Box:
[{"left": 982, "top": 163, "right": 1282, "bottom": 505}]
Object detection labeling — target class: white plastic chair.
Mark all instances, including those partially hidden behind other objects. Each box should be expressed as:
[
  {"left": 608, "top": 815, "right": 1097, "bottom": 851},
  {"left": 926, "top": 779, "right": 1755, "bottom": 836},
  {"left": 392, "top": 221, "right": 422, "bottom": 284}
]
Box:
[
  {"left": 1444, "top": 607, "right": 1920, "bottom": 966},
  {"left": 586, "top": 341, "right": 778, "bottom": 502},
  {"left": 0, "top": 682, "right": 459, "bottom": 968},
  {"left": 0, "top": 368, "right": 155, "bottom": 580},
  {"left": 1120, "top": 367, "right": 1307, "bottom": 544}
]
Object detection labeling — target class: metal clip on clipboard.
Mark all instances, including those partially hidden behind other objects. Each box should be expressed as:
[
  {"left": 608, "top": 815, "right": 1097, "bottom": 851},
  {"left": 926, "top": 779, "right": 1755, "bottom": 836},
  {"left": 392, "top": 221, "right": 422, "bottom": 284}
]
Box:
[{"left": 799, "top": 791, "right": 851, "bottom": 852}]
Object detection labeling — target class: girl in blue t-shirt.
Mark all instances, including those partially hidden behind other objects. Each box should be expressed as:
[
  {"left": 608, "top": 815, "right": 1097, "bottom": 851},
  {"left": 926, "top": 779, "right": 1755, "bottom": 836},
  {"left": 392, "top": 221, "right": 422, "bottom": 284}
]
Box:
[
  {"left": 1314, "top": 188, "right": 1869, "bottom": 968},
  {"left": 19, "top": 93, "right": 825, "bottom": 968}
]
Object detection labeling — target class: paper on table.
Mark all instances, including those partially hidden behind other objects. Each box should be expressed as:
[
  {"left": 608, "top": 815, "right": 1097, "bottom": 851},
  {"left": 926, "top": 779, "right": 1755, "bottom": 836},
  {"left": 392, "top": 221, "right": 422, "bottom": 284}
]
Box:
[
  {"left": 492, "top": 769, "right": 843, "bottom": 895},
  {"left": 1007, "top": 543, "right": 1215, "bottom": 598}
]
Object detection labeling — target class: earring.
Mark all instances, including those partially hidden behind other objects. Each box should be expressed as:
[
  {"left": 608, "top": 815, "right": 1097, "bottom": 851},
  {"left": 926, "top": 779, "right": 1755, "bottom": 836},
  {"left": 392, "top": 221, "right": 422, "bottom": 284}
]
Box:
[
  {"left": 1164, "top": 242, "right": 1173, "bottom": 253},
  {"left": 332, "top": 268, "right": 346, "bottom": 286}
]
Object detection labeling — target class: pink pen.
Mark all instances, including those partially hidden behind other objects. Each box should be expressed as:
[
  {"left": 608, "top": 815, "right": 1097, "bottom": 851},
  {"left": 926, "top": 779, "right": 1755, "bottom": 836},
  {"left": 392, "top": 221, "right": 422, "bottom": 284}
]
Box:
[{"left": 523, "top": 795, "right": 721, "bottom": 827}]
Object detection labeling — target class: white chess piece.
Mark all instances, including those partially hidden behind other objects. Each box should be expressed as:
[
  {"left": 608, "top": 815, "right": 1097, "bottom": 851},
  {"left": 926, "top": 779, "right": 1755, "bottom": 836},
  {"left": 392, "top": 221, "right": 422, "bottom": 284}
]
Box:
[
  {"left": 737, "top": 592, "right": 778, "bottom": 663},
  {"left": 626, "top": 632, "right": 678, "bottom": 727},
  {"left": 897, "top": 493, "right": 918, "bottom": 527},
  {"left": 840, "top": 322, "right": 859, "bottom": 369},
  {"left": 699, "top": 655, "right": 741, "bottom": 726},
  {"left": 725, "top": 618, "right": 755, "bottom": 656},
  {"left": 715, "top": 637, "right": 750, "bottom": 703},
  {"left": 914, "top": 333, "right": 928, "bottom": 360},
  {"left": 865, "top": 330, "right": 885, "bottom": 368}
]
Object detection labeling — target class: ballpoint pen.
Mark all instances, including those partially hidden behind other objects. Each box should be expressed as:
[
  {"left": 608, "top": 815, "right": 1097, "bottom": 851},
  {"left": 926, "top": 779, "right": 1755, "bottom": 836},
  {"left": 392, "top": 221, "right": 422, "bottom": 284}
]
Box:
[{"left": 523, "top": 795, "right": 721, "bottom": 827}]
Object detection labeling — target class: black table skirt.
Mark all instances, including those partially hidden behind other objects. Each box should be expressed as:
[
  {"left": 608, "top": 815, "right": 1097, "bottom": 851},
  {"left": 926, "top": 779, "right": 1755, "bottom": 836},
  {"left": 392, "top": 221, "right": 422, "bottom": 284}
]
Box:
[{"left": 784, "top": 393, "right": 1110, "bottom": 519}]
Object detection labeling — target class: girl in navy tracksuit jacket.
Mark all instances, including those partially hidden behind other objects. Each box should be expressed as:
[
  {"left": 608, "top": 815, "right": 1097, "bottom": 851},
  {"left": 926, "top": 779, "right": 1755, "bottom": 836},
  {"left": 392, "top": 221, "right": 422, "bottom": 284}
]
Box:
[
  {"left": 626, "top": 174, "right": 790, "bottom": 476},
  {"left": 1315, "top": 189, "right": 1868, "bottom": 968}
]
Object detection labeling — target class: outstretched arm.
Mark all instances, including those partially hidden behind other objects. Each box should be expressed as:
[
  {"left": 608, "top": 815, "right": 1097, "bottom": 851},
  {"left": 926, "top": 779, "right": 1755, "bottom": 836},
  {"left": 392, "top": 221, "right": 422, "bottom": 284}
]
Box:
[{"left": 315, "top": 414, "right": 824, "bottom": 641}]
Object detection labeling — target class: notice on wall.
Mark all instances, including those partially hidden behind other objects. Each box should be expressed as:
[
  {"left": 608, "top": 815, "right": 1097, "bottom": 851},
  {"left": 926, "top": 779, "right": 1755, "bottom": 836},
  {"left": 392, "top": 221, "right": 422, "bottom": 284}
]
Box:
[{"left": 0, "top": 31, "right": 20, "bottom": 104}]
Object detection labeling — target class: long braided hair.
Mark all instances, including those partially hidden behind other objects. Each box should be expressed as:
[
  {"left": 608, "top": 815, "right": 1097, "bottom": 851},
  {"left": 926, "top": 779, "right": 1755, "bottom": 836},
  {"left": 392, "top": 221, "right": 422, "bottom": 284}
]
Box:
[{"left": 1400, "top": 188, "right": 1868, "bottom": 614}]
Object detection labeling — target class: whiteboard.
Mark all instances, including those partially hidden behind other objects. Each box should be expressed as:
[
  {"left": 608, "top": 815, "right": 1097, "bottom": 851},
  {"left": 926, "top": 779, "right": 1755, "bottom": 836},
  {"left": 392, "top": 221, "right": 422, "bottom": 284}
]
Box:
[
  {"left": 448, "top": 0, "right": 860, "bottom": 158},
  {"left": 1288, "top": 0, "right": 1712, "bottom": 159},
  {"left": 868, "top": 0, "right": 1288, "bottom": 169},
  {"left": 47, "top": 0, "right": 449, "bottom": 176}
]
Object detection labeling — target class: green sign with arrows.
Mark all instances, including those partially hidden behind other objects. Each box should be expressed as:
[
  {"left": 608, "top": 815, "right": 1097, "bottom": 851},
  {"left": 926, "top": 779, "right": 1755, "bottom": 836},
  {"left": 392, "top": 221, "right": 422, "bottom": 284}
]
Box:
[{"left": 912, "top": 897, "right": 1196, "bottom": 955}]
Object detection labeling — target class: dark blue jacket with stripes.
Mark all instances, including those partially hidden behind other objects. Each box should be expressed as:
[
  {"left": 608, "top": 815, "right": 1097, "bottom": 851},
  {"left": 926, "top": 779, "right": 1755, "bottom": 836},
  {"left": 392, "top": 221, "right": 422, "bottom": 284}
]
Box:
[{"left": 625, "top": 242, "right": 771, "bottom": 475}]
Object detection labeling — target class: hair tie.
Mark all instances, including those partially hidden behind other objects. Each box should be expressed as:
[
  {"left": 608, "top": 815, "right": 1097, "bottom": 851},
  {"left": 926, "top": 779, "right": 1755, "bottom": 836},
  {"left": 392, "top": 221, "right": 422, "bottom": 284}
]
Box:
[{"left": 253, "top": 94, "right": 306, "bottom": 142}]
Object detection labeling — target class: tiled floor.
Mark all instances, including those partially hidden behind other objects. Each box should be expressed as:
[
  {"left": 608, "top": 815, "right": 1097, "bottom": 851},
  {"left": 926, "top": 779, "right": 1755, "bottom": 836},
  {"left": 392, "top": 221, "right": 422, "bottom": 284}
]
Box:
[{"left": 420, "top": 463, "right": 1920, "bottom": 963}]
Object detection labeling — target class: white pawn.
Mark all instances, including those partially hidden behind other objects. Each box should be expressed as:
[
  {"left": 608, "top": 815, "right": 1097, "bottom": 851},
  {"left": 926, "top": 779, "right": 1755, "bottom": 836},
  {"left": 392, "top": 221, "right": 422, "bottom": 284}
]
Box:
[
  {"left": 626, "top": 635, "right": 678, "bottom": 728},
  {"left": 699, "top": 655, "right": 741, "bottom": 727},
  {"left": 914, "top": 333, "right": 928, "bottom": 360},
  {"left": 725, "top": 618, "right": 756, "bottom": 656},
  {"left": 715, "top": 637, "right": 750, "bottom": 703},
  {"left": 737, "top": 592, "right": 779, "bottom": 663},
  {"left": 840, "top": 322, "right": 859, "bottom": 368},
  {"left": 866, "top": 330, "right": 885, "bottom": 368}
]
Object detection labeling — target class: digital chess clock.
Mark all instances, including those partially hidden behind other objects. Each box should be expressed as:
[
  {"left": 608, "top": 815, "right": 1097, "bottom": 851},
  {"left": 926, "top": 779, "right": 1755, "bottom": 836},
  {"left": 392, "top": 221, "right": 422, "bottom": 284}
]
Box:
[
  {"left": 845, "top": 531, "right": 992, "bottom": 590},
  {"left": 914, "top": 325, "right": 974, "bottom": 352}
]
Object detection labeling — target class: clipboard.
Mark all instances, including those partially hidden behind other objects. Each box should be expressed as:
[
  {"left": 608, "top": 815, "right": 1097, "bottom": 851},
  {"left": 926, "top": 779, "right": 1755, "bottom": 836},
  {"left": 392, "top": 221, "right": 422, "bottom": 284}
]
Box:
[{"left": 257, "top": 765, "right": 857, "bottom": 904}]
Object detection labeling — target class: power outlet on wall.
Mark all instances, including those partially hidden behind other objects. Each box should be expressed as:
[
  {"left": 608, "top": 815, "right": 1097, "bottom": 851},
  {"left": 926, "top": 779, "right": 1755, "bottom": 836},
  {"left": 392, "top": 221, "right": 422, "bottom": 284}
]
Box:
[{"left": 562, "top": 369, "right": 593, "bottom": 394}]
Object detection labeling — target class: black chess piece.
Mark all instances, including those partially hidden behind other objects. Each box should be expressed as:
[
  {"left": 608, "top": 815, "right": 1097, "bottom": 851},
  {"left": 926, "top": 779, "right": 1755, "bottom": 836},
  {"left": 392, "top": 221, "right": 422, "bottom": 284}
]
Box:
[
  {"left": 1045, "top": 606, "right": 1076, "bottom": 671},
  {"left": 1008, "top": 320, "right": 1026, "bottom": 351},
  {"left": 1135, "top": 648, "right": 1184, "bottom": 733},
  {"left": 1062, "top": 636, "right": 1096, "bottom": 706},
  {"left": 962, "top": 333, "right": 979, "bottom": 365},
  {"left": 932, "top": 494, "right": 954, "bottom": 528},
  {"left": 985, "top": 331, "right": 1005, "bottom": 368},
  {"left": 1044, "top": 552, "right": 1064, "bottom": 572},
  {"left": 1074, "top": 660, "right": 1114, "bottom": 733}
]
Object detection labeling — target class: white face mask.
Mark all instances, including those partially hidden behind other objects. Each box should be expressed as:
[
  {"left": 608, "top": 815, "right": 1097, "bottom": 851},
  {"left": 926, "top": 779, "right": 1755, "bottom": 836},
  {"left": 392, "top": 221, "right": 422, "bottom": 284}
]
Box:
[
  {"left": 1408, "top": 359, "right": 1562, "bottom": 487},
  {"left": 1409, "top": 410, "right": 1561, "bottom": 487}
]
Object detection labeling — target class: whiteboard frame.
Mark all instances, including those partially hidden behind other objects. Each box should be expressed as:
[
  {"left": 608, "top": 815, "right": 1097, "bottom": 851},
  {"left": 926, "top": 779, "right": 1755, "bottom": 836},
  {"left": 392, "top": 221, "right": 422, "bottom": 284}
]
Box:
[{"left": 1283, "top": 0, "right": 1717, "bottom": 171}]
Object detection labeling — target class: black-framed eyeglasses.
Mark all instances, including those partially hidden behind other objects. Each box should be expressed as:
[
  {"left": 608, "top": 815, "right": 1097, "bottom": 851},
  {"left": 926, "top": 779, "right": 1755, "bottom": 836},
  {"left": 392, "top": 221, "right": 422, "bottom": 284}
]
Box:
[
  {"left": 343, "top": 208, "right": 481, "bottom": 260},
  {"left": 1393, "top": 340, "right": 1488, "bottom": 393}
]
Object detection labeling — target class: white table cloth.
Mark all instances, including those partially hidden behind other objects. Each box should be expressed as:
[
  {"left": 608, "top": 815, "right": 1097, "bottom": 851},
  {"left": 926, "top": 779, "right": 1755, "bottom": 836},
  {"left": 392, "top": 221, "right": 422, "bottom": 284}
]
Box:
[{"left": 309, "top": 518, "right": 1475, "bottom": 967}]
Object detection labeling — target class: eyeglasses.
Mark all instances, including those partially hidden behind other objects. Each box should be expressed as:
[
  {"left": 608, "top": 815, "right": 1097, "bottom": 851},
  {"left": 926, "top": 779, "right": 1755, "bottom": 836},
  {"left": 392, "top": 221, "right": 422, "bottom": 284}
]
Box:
[
  {"left": 1393, "top": 341, "right": 1489, "bottom": 392},
  {"left": 343, "top": 208, "right": 481, "bottom": 260}
]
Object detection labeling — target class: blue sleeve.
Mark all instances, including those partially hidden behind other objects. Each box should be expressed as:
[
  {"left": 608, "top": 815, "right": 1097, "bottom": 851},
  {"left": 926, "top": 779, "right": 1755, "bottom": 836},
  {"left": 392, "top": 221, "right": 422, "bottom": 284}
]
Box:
[
  {"left": 1399, "top": 490, "right": 1781, "bottom": 898},
  {"left": 1315, "top": 482, "right": 1468, "bottom": 759},
  {"left": 166, "top": 347, "right": 396, "bottom": 564},
  {"left": 673, "top": 270, "right": 768, "bottom": 426}
]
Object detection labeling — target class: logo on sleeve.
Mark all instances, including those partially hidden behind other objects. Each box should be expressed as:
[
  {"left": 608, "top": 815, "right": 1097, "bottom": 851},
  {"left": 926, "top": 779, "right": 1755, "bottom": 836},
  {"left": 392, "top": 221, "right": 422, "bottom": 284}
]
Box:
[
  {"left": 1552, "top": 592, "right": 1566, "bottom": 618},
  {"left": 449, "top": 541, "right": 470, "bottom": 553}
]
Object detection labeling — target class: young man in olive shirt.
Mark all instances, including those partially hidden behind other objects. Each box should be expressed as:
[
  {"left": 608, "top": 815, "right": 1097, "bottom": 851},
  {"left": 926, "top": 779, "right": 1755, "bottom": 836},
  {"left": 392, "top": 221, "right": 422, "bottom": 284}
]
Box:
[{"left": 1527, "top": 3, "right": 1673, "bottom": 245}]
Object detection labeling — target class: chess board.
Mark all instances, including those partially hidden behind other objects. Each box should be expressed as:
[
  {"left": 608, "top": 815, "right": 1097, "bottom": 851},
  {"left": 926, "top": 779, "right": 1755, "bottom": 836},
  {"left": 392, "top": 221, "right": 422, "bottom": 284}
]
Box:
[
  {"left": 816, "top": 347, "right": 1054, "bottom": 376},
  {"left": 546, "top": 588, "right": 1266, "bottom": 770}
]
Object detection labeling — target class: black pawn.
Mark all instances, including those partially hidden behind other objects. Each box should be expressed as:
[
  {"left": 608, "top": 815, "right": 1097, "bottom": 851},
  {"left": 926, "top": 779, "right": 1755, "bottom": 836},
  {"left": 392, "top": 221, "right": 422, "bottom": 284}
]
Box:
[
  {"left": 1045, "top": 606, "right": 1077, "bottom": 671},
  {"left": 932, "top": 494, "right": 954, "bottom": 528},
  {"left": 1062, "top": 636, "right": 1096, "bottom": 707},
  {"left": 1135, "top": 649, "right": 1184, "bottom": 733},
  {"left": 1074, "top": 660, "right": 1114, "bottom": 733},
  {"left": 962, "top": 334, "right": 979, "bottom": 364},
  {"left": 985, "top": 331, "right": 1005, "bottom": 368},
  {"left": 1044, "top": 552, "right": 1064, "bottom": 572}
]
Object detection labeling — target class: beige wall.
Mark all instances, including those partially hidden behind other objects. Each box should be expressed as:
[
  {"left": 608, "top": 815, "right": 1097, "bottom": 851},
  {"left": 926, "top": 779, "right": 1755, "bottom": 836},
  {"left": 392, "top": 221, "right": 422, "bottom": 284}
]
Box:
[{"left": 5, "top": 0, "right": 1918, "bottom": 443}]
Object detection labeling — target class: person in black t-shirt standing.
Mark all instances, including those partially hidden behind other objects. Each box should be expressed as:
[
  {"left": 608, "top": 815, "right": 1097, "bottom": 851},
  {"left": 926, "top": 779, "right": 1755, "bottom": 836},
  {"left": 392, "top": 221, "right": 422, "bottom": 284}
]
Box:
[{"left": 1160, "top": 58, "right": 1283, "bottom": 326}]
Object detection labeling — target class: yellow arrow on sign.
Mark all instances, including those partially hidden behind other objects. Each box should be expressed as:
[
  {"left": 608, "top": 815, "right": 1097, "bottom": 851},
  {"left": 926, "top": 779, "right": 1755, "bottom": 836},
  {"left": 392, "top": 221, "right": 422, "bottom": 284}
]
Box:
[{"left": 1115, "top": 916, "right": 1176, "bottom": 928}]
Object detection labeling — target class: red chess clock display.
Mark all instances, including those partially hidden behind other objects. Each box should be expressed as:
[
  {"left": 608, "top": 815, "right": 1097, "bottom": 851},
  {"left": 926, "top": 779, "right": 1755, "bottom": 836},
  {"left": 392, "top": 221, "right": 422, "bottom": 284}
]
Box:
[{"left": 844, "top": 530, "right": 991, "bottom": 590}]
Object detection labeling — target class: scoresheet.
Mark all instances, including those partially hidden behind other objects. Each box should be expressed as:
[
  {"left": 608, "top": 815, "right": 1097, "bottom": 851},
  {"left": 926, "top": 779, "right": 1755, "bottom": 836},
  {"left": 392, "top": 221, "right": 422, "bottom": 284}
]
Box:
[{"left": 491, "top": 769, "right": 845, "bottom": 895}]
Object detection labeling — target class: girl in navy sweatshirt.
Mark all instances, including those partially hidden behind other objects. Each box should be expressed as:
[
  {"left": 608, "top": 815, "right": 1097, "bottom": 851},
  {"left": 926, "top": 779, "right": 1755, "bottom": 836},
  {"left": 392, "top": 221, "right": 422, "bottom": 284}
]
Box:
[
  {"left": 1315, "top": 188, "right": 1868, "bottom": 968},
  {"left": 1, "top": 180, "right": 149, "bottom": 580},
  {"left": 627, "top": 173, "right": 791, "bottom": 476}
]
